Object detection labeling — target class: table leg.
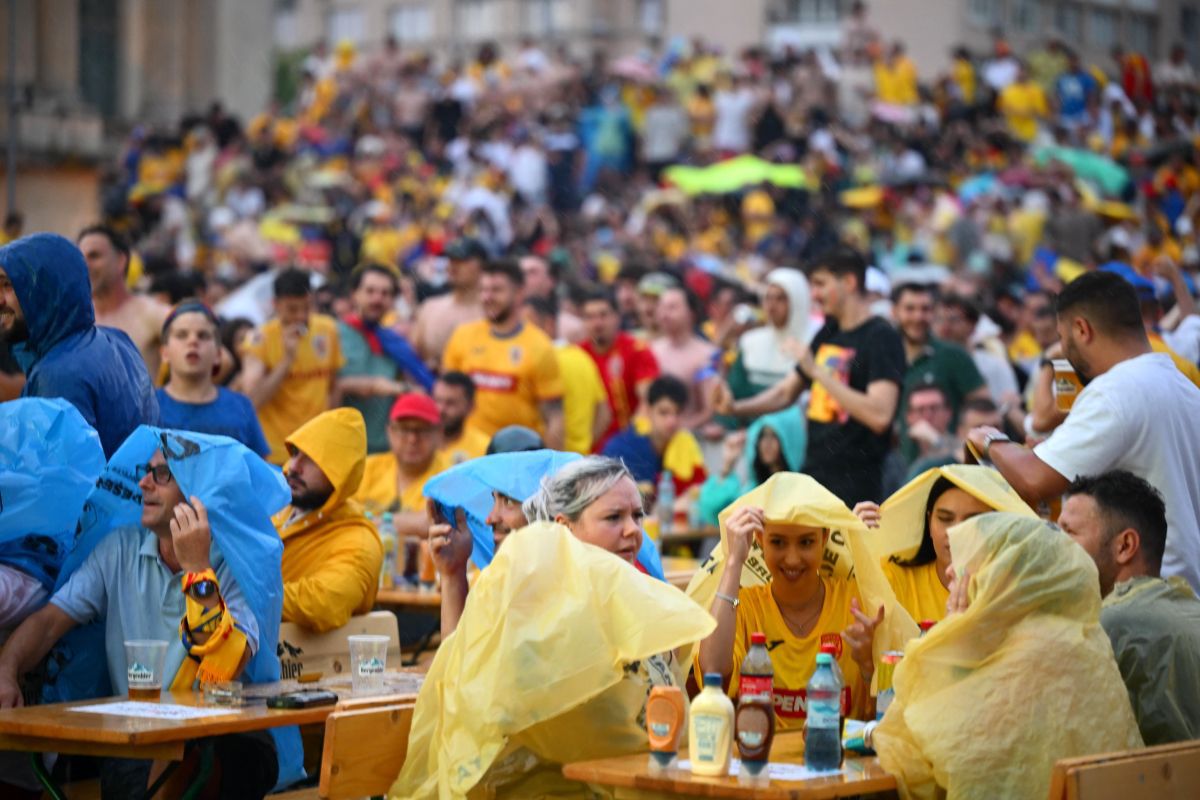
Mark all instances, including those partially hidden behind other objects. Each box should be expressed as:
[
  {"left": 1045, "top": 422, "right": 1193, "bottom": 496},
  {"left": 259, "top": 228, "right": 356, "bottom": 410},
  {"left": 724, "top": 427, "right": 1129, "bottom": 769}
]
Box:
[
  {"left": 28, "top": 752, "right": 66, "bottom": 800},
  {"left": 177, "top": 741, "right": 214, "bottom": 800}
]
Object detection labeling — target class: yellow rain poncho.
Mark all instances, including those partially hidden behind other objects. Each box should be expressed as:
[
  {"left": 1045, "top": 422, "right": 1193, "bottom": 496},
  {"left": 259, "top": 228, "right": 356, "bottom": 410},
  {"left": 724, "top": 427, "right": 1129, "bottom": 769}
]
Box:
[
  {"left": 684, "top": 473, "right": 917, "bottom": 683},
  {"left": 873, "top": 513, "right": 1143, "bottom": 800},
  {"left": 391, "top": 522, "right": 716, "bottom": 799},
  {"left": 875, "top": 466, "right": 1036, "bottom": 624}
]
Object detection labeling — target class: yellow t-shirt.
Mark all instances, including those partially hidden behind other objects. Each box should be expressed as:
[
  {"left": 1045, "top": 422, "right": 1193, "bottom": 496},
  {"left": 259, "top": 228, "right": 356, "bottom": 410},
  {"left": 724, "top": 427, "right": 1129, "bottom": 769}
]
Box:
[
  {"left": 438, "top": 425, "right": 491, "bottom": 467},
  {"left": 242, "top": 314, "right": 344, "bottom": 464},
  {"left": 556, "top": 344, "right": 608, "bottom": 455},
  {"left": 355, "top": 451, "right": 451, "bottom": 516},
  {"left": 952, "top": 59, "right": 976, "bottom": 104},
  {"left": 1150, "top": 334, "right": 1200, "bottom": 389},
  {"left": 442, "top": 321, "right": 563, "bottom": 438},
  {"left": 998, "top": 82, "right": 1048, "bottom": 142},
  {"left": 881, "top": 558, "right": 948, "bottom": 625},
  {"left": 741, "top": 189, "right": 775, "bottom": 246},
  {"left": 700, "top": 578, "right": 870, "bottom": 729}
]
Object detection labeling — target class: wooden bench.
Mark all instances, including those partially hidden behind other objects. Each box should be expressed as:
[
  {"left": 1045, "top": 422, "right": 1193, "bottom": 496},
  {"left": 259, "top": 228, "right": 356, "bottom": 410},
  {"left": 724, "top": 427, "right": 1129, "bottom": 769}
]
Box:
[
  {"left": 1047, "top": 739, "right": 1200, "bottom": 800},
  {"left": 278, "top": 612, "right": 401, "bottom": 681},
  {"left": 273, "top": 701, "right": 414, "bottom": 800}
]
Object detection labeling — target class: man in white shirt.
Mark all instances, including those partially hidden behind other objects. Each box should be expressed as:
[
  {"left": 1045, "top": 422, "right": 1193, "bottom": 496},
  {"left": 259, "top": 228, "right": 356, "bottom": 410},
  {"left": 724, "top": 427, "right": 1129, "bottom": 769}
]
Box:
[
  {"left": 968, "top": 271, "right": 1200, "bottom": 593},
  {"left": 712, "top": 75, "right": 758, "bottom": 154}
]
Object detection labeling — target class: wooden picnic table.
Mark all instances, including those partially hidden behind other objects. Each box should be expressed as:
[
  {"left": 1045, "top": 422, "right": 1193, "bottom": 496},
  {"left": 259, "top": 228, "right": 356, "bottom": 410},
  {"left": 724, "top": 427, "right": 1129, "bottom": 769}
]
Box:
[
  {"left": 562, "top": 731, "right": 898, "bottom": 799},
  {"left": 374, "top": 585, "right": 442, "bottom": 609},
  {"left": 0, "top": 671, "right": 424, "bottom": 797},
  {"left": 661, "top": 527, "right": 720, "bottom": 545},
  {"left": 662, "top": 555, "right": 700, "bottom": 589}
]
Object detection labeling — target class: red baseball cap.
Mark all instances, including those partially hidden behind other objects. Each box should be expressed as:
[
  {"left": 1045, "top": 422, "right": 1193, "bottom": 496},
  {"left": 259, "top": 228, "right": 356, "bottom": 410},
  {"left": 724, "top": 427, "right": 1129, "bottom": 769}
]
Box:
[{"left": 389, "top": 393, "right": 440, "bottom": 425}]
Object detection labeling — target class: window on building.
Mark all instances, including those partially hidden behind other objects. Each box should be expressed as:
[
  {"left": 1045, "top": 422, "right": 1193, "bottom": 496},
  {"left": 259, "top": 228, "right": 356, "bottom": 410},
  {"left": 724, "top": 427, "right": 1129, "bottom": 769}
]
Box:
[
  {"left": 390, "top": 4, "right": 433, "bottom": 44},
  {"left": 1128, "top": 14, "right": 1157, "bottom": 56},
  {"left": 522, "top": 0, "right": 571, "bottom": 35},
  {"left": 1088, "top": 7, "right": 1118, "bottom": 49},
  {"left": 968, "top": 0, "right": 1001, "bottom": 28},
  {"left": 782, "top": 0, "right": 843, "bottom": 24},
  {"left": 1012, "top": 0, "right": 1038, "bottom": 32},
  {"left": 327, "top": 5, "right": 366, "bottom": 44},
  {"left": 1054, "top": 3, "right": 1083, "bottom": 40},
  {"left": 639, "top": 0, "right": 666, "bottom": 33},
  {"left": 456, "top": 0, "right": 501, "bottom": 40}
]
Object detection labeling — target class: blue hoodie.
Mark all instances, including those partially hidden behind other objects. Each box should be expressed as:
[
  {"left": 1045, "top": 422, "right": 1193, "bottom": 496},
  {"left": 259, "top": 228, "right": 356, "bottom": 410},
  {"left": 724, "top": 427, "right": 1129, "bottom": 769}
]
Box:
[{"left": 0, "top": 233, "right": 158, "bottom": 456}]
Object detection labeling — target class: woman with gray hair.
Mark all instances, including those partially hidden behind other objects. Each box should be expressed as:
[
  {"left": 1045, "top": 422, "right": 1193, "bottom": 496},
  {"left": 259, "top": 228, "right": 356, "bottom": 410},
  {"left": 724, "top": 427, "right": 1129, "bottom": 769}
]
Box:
[{"left": 523, "top": 456, "right": 647, "bottom": 566}]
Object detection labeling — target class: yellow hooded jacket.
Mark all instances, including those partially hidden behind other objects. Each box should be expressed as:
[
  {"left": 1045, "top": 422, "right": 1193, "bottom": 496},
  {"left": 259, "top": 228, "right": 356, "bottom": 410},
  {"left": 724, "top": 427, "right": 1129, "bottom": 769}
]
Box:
[{"left": 274, "top": 408, "right": 383, "bottom": 633}]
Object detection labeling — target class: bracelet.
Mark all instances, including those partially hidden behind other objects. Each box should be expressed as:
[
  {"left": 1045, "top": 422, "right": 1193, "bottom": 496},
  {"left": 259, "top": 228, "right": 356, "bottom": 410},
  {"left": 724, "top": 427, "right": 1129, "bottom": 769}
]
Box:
[{"left": 715, "top": 591, "right": 740, "bottom": 609}]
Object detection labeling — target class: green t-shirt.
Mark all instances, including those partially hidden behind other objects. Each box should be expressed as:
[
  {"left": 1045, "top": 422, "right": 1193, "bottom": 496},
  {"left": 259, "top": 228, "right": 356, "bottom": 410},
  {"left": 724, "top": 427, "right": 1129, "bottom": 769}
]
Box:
[
  {"left": 337, "top": 320, "right": 399, "bottom": 454},
  {"left": 898, "top": 338, "right": 985, "bottom": 463}
]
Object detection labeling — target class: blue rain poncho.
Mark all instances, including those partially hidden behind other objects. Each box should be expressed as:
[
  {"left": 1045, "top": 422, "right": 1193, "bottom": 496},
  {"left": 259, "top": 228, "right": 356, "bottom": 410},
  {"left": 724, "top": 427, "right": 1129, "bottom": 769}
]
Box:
[
  {"left": 0, "top": 233, "right": 158, "bottom": 457},
  {"left": 0, "top": 398, "right": 105, "bottom": 590},
  {"left": 46, "top": 427, "right": 304, "bottom": 789},
  {"left": 423, "top": 449, "right": 664, "bottom": 579}
]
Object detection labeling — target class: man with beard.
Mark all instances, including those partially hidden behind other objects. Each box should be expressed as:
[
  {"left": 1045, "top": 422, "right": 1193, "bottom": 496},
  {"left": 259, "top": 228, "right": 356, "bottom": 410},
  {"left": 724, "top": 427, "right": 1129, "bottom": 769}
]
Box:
[
  {"left": 969, "top": 271, "right": 1200, "bottom": 594},
  {"left": 337, "top": 264, "right": 434, "bottom": 454},
  {"left": 0, "top": 233, "right": 157, "bottom": 458},
  {"left": 80, "top": 224, "right": 171, "bottom": 376},
  {"left": 433, "top": 371, "right": 490, "bottom": 464},
  {"left": 442, "top": 259, "right": 564, "bottom": 448},
  {"left": 892, "top": 282, "right": 987, "bottom": 464},
  {"left": 275, "top": 407, "right": 383, "bottom": 633}
]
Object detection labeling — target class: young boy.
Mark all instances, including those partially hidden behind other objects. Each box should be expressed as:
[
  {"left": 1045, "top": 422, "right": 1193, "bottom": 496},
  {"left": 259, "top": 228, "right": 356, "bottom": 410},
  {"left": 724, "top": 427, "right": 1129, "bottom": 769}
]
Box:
[
  {"left": 601, "top": 375, "right": 707, "bottom": 496},
  {"left": 156, "top": 301, "right": 269, "bottom": 456}
]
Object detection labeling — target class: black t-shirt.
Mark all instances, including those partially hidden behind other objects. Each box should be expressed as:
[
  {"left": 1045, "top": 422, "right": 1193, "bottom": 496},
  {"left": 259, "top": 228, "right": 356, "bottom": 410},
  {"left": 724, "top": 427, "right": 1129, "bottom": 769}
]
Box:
[{"left": 802, "top": 315, "right": 905, "bottom": 504}]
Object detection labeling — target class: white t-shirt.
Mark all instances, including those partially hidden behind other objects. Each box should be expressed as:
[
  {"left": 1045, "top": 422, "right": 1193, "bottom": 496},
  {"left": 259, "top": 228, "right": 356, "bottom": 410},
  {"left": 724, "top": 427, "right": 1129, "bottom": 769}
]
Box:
[
  {"left": 712, "top": 88, "right": 756, "bottom": 153},
  {"left": 1035, "top": 353, "right": 1200, "bottom": 593}
]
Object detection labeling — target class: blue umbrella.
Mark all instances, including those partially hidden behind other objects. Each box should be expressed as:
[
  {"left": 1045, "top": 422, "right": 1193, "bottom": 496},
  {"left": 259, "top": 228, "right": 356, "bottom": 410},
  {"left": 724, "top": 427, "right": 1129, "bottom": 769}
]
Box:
[{"left": 424, "top": 450, "right": 665, "bottom": 579}]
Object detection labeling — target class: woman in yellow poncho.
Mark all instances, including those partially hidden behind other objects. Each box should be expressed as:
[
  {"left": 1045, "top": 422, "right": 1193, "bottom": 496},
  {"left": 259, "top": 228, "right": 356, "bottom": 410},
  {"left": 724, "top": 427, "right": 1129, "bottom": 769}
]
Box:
[
  {"left": 853, "top": 465, "right": 1036, "bottom": 624},
  {"left": 391, "top": 456, "right": 714, "bottom": 799},
  {"left": 873, "top": 512, "right": 1143, "bottom": 799},
  {"left": 691, "top": 473, "right": 917, "bottom": 728}
]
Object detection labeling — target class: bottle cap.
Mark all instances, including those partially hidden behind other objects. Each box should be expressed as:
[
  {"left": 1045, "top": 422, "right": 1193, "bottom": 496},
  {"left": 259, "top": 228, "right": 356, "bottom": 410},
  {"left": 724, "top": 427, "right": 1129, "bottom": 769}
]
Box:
[
  {"left": 816, "top": 653, "right": 832, "bottom": 666},
  {"left": 819, "top": 642, "right": 836, "bottom": 655},
  {"left": 750, "top": 632, "right": 767, "bottom": 645},
  {"left": 383, "top": 512, "right": 394, "bottom": 522},
  {"left": 703, "top": 672, "right": 723, "bottom": 687},
  {"left": 918, "top": 620, "right": 936, "bottom": 633}
]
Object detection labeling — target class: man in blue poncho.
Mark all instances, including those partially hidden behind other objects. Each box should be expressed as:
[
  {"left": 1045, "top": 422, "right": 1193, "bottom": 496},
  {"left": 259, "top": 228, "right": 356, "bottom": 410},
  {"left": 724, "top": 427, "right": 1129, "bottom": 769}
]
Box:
[
  {"left": 0, "top": 427, "right": 301, "bottom": 798},
  {"left": 0, "top": 233, "right": 158, "bottom": 457}
]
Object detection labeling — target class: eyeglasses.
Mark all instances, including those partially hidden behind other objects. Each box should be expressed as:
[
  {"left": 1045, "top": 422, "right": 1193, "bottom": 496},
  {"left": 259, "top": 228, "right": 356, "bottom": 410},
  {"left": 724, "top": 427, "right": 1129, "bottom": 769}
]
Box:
[{"left": 138, "top": 463, "right": 174, "bottom": 486}]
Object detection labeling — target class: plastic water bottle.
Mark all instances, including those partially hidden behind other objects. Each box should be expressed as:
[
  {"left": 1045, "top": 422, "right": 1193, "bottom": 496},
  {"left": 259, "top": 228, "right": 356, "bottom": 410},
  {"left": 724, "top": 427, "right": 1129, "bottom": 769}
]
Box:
[
  {"left": 656, "top": 471, "right": 675, "bottom": 536},
  {"left": 805, "top": 653, "right": 843, "bottom": 771},
  {"left": 378, "top": 513, "right": 398, "bottom": 589}
]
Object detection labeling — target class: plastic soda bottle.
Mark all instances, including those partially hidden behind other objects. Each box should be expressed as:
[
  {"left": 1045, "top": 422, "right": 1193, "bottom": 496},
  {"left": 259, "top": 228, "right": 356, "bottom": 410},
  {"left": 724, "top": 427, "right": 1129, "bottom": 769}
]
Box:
[
  {"left": 876, "top": 651, "right": 903, "bottom": 721},
  {"left": 656, "top": 471, "right": 675, "bottom": 536},
  {"left": 377, "top": 513, "right": 397, "bottom": 589},
  {"left": 804, "top": 653, "right": 843, "bottom": 771},
  {"left": 688, "top": 673, "right": 734, "bottom": 776},
  {"left": 736, "top": 632, "right": 776, "bottom": 782}
]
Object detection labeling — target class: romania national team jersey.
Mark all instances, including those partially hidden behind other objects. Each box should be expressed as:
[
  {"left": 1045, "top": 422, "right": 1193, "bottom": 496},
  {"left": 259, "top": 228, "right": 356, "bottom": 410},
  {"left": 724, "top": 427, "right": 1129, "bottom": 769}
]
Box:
[
  {"left": 442, "top": 320, "right": 563, "bottom": 437},
  {"left": 242, "top": 314, "right": 343, "bottom": 464},
  {"left": 698, "top": 578, "right": 870, "bottom": 729},
  {"left": 882, "top": 558, "right": 949, "bottom": 625}
]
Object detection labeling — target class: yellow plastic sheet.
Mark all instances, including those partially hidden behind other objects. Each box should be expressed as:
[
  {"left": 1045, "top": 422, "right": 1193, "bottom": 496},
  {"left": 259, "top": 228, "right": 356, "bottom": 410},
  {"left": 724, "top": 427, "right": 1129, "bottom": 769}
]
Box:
[
  {"left": 390, "top": 522, "right": 716, "bottom": 799},
  {"left": 682, "top": 473, "right": 917, "bottom": 683},
  {"left": 872, "top": 465, "right": 1036, "bottom": 563},
  {"left": 873, "top": 513, "right": 1143, "bottom": 800}
]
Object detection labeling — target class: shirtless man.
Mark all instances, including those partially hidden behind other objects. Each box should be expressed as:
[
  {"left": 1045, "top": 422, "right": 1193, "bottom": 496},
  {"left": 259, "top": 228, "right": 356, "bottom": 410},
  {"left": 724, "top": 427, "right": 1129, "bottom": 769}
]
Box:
[
  {"left": 412, "top": 237, "right": 485, "bottom": 366},
  {"left": 80, "top": 225, "right": 170, "bottom": 378}
]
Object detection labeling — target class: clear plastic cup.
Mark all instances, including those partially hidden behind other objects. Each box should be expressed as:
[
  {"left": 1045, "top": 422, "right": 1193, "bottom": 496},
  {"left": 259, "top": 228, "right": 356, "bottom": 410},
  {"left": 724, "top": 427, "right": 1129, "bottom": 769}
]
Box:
[
  {"left": 348, "top": 634, "right": 389, "bottom": 693},
  {"left": 124, "top": 639, "right": 168, "bottom": 700}
]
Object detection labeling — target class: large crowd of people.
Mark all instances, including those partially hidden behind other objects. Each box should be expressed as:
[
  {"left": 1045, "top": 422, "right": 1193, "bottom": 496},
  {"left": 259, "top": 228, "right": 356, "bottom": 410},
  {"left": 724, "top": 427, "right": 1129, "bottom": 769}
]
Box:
[{"left": 2, "top": 2, "right": 1200, "bottom": 796}]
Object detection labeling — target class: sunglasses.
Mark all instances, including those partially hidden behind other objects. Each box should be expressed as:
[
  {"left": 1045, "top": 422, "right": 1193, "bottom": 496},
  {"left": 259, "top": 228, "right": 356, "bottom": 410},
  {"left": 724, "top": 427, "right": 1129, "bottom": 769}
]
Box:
[{"left": 138, "top": 463, "right": 174, "bottom": 486}]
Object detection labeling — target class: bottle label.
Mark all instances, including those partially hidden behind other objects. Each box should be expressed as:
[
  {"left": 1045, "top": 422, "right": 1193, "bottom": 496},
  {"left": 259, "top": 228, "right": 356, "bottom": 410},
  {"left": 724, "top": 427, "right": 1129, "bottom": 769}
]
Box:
[
  {"left": 807, "top": 700, "right": 840, "bottom": 729},
  {"left": 739, "top": 675, "right": 773, "bottom": 700},
  {"left": 692, "top": 714, "right": 725, "bottom": 763},
  {"left": 737, "top": 730, "right": 764, "bottom": 748},
  {"left": 650, "top": 722, "right": 670, "bottom": 737},
  {"left": 772, "top": 686, "right": 852, "bottom": 720}
]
